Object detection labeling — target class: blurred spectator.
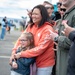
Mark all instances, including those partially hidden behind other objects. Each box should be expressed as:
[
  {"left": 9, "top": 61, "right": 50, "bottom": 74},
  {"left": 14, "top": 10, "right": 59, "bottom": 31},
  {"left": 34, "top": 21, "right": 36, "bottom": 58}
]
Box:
[
  {"left": 6, "top": 20, "right": 13, "bottom": 34},
  {"left": 57, "top": 2, "right": 62, "bottom": 12},
  {"left": 20, "top": 18, "right": 26, "bottom": 32},
  {"left": 45, "top": 3, "right": 55, "bottom": 20},
  {"left": 53, "top": 5, "right": 66, "bottom": 32},
  {"left": 43, "top": 1, "right": 51, "bottom": 6},
  {"left": 59, "top": 5, "right": 66, "bottom": 17},
  {"left": 0, "top": 16, "right": 7, "bottom": 40},
  {"left": 52, "top": 2, "right": 62, "bottom": 21}
]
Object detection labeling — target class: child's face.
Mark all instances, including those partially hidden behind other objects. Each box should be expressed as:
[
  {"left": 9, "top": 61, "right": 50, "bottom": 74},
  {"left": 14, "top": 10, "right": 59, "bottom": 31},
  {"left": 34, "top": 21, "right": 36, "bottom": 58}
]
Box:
[{"left": 19, "top": 34, "right": 30, "bottom": 48}]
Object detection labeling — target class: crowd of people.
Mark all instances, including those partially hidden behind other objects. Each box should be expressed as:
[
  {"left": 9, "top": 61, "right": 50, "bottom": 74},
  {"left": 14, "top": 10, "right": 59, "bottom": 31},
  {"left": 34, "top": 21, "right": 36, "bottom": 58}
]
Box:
[
  {"left": 0, "top": 16, "right": 27, "bottom": 40},
  {"left": 8, "top": 0, "right": 75, "bottom": 75},
  {"left": 0, "top": 16, "right": 15, "bottom": 40}
]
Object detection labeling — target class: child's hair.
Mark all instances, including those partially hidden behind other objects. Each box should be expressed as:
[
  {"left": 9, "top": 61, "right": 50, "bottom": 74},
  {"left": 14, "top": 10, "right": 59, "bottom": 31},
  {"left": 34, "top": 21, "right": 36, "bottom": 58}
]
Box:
[{"left": 22, "top": 32, "right": 34, "bottom": 49}]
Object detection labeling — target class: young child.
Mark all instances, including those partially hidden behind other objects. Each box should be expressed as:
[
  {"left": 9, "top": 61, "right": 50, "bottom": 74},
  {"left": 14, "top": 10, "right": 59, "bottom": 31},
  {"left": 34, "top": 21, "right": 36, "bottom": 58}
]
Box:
[{"left": 10, "top": 32, "right": 35, "bottom": 75}]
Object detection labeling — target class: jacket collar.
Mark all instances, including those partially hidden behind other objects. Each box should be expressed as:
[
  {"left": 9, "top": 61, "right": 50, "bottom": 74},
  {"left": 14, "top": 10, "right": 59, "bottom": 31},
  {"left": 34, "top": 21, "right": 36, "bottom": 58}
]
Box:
[{"left": 65, "top": 5, "right": 75, "bottom": 14}]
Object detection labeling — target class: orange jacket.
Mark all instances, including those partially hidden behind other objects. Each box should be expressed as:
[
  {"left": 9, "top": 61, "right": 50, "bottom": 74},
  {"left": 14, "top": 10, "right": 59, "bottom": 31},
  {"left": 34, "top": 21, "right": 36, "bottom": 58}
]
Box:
[{"left": 12, "top": 22, "right": 55, "bottom": 67}]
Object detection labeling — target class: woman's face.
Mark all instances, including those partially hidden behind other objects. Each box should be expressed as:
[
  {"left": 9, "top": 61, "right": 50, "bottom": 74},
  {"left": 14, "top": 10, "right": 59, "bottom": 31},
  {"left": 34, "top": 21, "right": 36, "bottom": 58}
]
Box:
[
  {"left": 45, "top": 4, "right": 53, "bottom": 16},
  {"left": 31, "top": 8, "right": 42, "bottom": 25},
  {"left": 19, "top": 35, "right": 30, "bottom": 48}
]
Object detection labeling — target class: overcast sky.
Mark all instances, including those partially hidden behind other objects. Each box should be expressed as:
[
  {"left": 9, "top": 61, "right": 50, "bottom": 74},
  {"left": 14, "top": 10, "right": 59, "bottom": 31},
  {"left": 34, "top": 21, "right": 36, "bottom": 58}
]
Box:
[{"left": 0, "top": 0, "right": 58, "bottom": 18}]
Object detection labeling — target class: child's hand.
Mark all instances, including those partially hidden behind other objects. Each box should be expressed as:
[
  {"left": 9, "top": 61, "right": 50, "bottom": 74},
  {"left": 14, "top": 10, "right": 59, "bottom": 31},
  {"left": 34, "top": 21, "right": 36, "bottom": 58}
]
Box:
[
  {"left": 14, "top": 53, "right": 21, "bottom": 59},
  {"left": 12, "top": 62, "right": 18, "bottom": 69}
]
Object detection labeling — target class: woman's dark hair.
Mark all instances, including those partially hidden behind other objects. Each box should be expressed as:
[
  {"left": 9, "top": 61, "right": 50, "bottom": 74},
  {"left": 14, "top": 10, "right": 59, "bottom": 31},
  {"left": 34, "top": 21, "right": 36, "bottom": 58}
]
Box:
[{"left": 30, "top": 5, "right": 49, "bottom": 28}]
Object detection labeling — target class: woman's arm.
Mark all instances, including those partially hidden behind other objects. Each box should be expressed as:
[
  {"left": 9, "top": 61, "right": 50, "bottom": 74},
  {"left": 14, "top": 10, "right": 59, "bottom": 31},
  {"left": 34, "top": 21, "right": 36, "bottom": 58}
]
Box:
[{"left": 18, "top": 57, "right": 35, "bottom": 66}]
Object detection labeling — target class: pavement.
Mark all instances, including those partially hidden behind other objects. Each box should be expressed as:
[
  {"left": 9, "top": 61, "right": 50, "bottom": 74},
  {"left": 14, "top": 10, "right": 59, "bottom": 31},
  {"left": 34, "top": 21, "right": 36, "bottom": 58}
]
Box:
[{"left": 0, "top": 30, "right": 21, "bottom": 75}]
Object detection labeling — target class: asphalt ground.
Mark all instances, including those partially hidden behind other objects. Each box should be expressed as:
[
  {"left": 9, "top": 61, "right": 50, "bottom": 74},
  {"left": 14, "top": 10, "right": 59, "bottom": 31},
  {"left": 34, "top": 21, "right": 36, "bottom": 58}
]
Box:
[{"left": 0, "top": 30, "right": 21, "bottom": 75}]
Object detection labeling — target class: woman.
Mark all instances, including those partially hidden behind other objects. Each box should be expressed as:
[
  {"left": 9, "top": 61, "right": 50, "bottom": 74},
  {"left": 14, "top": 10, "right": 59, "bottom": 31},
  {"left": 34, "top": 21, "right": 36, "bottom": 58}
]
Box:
[{"left": 10, "top": 5, "right": 55, "bottom": 75}]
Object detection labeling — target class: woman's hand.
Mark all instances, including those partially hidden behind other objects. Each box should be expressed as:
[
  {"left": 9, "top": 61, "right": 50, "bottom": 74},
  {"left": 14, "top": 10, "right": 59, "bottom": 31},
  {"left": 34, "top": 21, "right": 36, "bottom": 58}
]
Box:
[
  {"left": 14, "top": 52, "right": 21, "bottom": 59},
  {"left": 50, "top": 30, "right": 58, "bottom": 40},
  {"left": 9, "top": 54, "right": 15, "bottom": 65}
]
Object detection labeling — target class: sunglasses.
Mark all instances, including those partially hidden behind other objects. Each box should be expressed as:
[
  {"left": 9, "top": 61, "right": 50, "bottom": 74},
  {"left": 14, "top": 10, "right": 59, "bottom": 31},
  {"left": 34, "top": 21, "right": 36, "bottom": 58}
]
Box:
[
  {"left": 45, "top": 7, "right": 52, "bottom": 9},
  {"left": 60, "top": 8, "right": 66, "bottom": 12},
  {"left": 19, "top": 39, "right": 28, "bottom": 41}
]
